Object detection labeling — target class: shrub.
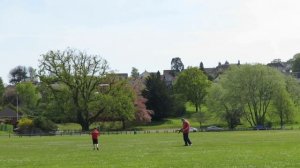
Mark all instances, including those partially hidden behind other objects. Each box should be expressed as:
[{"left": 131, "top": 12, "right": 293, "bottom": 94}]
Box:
[
  {"left": 18, "top": 118, "right": 33, "bottom": 129},
  {"left": 33, "top": 117, "right": 57, "bottom": 131}
]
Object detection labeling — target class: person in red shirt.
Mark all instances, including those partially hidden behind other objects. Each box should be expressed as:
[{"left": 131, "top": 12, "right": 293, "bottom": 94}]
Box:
[
  {"left": 181, "top": 118, "right": 192, "bottom": 146},
  {"left": 91, "top": 128, "right": 100, "bottom": 150}
]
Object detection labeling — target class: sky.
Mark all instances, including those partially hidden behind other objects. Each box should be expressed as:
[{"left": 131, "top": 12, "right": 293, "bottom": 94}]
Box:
[{"left": 1, "top": 0, "right": 300, "bottom": 84}]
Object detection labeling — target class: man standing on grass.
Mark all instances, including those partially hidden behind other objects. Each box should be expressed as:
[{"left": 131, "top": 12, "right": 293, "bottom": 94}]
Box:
[
  {"left": 91, "top": 128, "right": 100, "bottom": 150},
  {"left": 181, "top": 118, "right": 192, "bottom": 146}
]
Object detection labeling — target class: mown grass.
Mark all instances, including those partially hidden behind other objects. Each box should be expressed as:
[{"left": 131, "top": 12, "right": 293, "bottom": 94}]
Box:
[
  {"left": 56, "top": 119, "right": 198, "bottom": 131},
  {"left": 1, "top": 130, "right": 300, "bottom": 168}
]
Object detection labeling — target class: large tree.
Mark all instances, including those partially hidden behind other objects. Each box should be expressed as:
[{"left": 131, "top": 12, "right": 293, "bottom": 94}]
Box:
[
  {"left": 174, "top": 67, "right": 211, "bottom": 112},
  {"left": 206, "top": 83, "right": 243, "bottom": 129},
  {"left": 142, "top": 72, "right": 173, "bottom": 120},
  {"left": 9, "top": 66, "right": 28, "bottom": 84},
  {"left": 171, "top": 57, "right": 184, "bottom": 74},
  {"left": 38, "top": 48, "right": 109, "bottom": 131},
  {"left": 9, "top": 66, "right": 38, "bottom": 84},
  {"left": 215, "top": 64, "right": 290, "bottom": 127}
]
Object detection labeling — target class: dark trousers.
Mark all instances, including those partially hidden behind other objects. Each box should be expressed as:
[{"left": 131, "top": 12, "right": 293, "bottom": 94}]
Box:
[{"left": 183, "top": 133, "right": 192, "bottom": 145}]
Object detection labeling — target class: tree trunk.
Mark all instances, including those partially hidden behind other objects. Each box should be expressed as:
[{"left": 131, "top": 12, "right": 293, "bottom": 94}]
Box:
[
  {"left": 80, "top": 121, "right": 90, "bottom": 131},
  {"left": 122, "top": 119, "right": 126, "bottom": 130},
  {"left": 280, "top": 111, "right": 283, "bottom": 129},
  {"left": 77, "top": 110, "right": 90, "bottom": 131},
  {"left": 195, "top": 103, "right": 199, "bottom": 113},
  {"left": 199, "top": 121, "right": 202, "bottom": 131}
]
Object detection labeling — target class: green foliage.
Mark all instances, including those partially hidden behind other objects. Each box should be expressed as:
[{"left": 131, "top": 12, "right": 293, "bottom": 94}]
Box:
[
  {"left": 131, "top": 67, "right": 139, "bottom": 79},
  {"left": 0, "top": 124, "right": 13, "bottom": 132},
  {"left": 97, "top": 79, "right": 136, "bottom": 129},
  {"left": 169, "top": 93, "right": 186, "bottom": 117},
  {"left": 206, "top": 83, "right": 243, "bottom": 129},
  {"left": 142, "top": 72, "right": 179, "bottom": 120},
  {"left": 174, "top": 67, "right": 211, "bottom": 112},
  {"left": 56, "top": 123, "right": 82, "bottom": 130},
  {"left": 142, "top": 72, "right": 168, "bottom": 119},
  {"left": 33, "top": 117, "right": 57, "bottom": 131},
  {"left": 209, "top": 64, "right": 297, "bottom": 128},
  {"left": 18, "top": 117, "right": 33, "bottom": 129},
  {"left": 17, "top": 117, "right": 57, "bottom": 132},
  {"left": 274, "top": 90, "right": 294, "bottom": 116},
  {"left": 193, "top": 111, "right": 211, "bottom": 128},
  {"left": 0, "top": 77, "right": 4, "bottom": 105},
  {"left": 37, "top": 82, "right": 76, "bottom": 123},
  {"left": 292, "top": 53, "right": 300, "bottom": 72},
  {"left": 38, "top": 48, "right": 109, "bottom": 131},
  {"left": 285, "top": 75, "right": 300, "bottom": 106},
  {"left": 16, "top": 82, "right": 40, "bottom": 116}
]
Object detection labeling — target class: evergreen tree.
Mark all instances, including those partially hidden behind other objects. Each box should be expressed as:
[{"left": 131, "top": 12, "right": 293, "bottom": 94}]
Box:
[
  {"left": 131, "top": 67, "right": 140, "bottom": 79},
  {"left": 142, "top": 72, "right": 173, "bottom": 120},
  {"left": 199, "top": 62, "right": 205, "bottom": 71},
  {"left": 0, "top": 77, "right": 4, "bottom": 106},
  {"left": 171, "top": 57, "right": 184, "bottom": 75},
  {"left": 9, "top": 66, "right": 28, "bottom": 84}
]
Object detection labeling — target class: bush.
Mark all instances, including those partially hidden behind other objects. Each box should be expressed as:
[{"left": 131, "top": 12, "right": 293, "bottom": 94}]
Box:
[
  {"left": 18, "top": 118, "right": 33, "bottom": 129},
  {"left": 33, "top": 117, "right": 57, "bottom": 131}
]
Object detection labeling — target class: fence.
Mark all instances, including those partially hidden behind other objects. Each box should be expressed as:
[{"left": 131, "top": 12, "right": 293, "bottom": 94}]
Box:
[
  {"left": 0, "top": 129, "right": 181, "bottom": 137},
  {"left": 1, "top": 127, "right": 300, "bottom": 138},
  {"left": 53, "top": 129, "right": 180, "bottom": 136}
]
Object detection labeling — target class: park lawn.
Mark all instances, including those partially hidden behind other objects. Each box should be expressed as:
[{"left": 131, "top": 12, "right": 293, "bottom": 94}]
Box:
[{"left": 1, "top": 130, "right": 300, "bottom": 168}]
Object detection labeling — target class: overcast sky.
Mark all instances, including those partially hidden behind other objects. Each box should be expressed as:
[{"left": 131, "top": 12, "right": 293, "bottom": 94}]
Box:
[{"left": 1, "top": 0, "right": 300, "bottom": 84}]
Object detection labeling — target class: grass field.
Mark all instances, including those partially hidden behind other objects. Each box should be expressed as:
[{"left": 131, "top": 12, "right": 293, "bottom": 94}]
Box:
[{"left": 1, "top": 130, "right": 300, "bottom": 168}]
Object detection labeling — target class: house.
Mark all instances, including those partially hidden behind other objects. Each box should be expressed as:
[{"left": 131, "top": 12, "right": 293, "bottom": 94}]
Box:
[
  {"left": 267, "top": 59, "right": 292, "bottom": 74},
  {"left": 162, "top": 62, "right": 234, "bottom": 86},
  {"left": 266, "top": 59, "right": 300, "bottom": 80},
  {"left": 204, "top": 61, "right": 234, "bottom": 80},
  {"left": 139, "top": 71, "right": 157, "bottom": 79},
  {"left": 0, "top": 107, "right": 22, "bottom": 125},
  {"left": 162, "top": 70, "right": 177, "bottom": 87},
  {"left": 115, "top": 73, "right": 128, "bottom": 80}
]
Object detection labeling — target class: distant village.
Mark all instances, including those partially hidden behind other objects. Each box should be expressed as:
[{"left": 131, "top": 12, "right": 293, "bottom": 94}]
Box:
[{"left": 115, "top": 58, "right": 297, "bottom": 85}]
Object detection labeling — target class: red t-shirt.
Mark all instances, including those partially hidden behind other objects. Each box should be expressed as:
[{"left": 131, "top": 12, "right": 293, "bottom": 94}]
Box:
[
  {"left": 91, "top": 129, "right": 100, "bottom": 139},
  {"left": 182, "top": 121, "right": 190, "bottom": 133}
]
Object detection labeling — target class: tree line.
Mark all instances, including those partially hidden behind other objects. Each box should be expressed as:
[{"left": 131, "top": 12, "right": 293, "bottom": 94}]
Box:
[{"left": 1, "top": 49, "right": 300, "bottom": 131}]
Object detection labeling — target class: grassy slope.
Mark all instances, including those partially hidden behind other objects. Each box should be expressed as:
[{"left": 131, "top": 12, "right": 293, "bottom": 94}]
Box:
[
  {"left": 1, "top": 130, "right": 300, "bottom": 168},
  {"left": 55, "top": 102, "right": 300, "bottom": 131}
]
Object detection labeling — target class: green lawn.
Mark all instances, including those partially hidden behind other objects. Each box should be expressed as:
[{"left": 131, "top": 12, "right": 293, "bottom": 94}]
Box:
[{"left": 1, "top": 130, "right": 300, "bottom": 168}]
